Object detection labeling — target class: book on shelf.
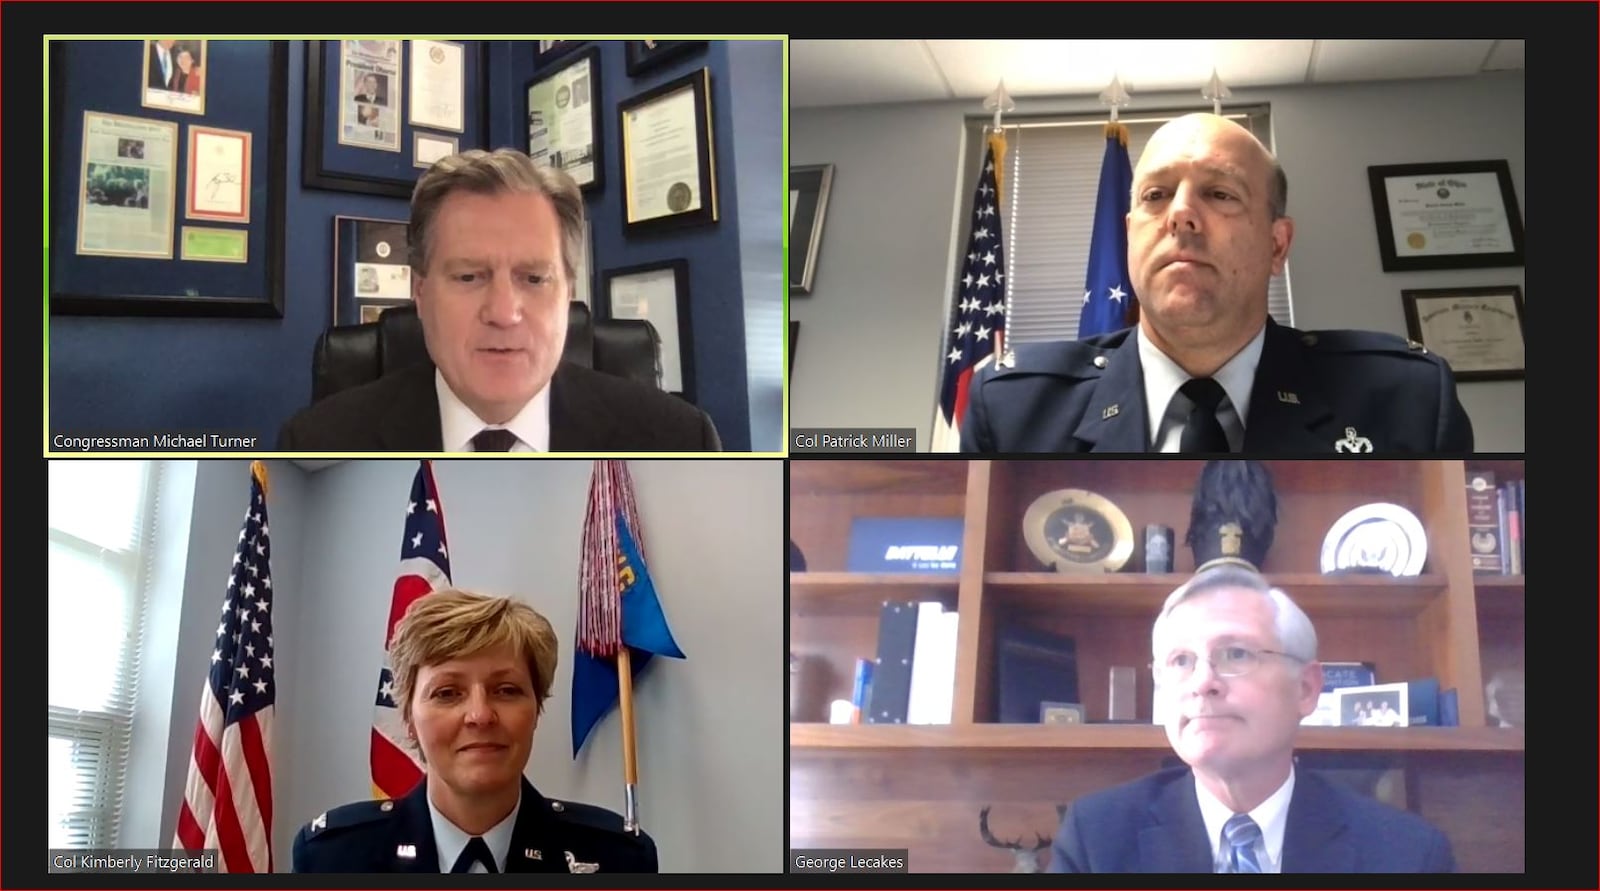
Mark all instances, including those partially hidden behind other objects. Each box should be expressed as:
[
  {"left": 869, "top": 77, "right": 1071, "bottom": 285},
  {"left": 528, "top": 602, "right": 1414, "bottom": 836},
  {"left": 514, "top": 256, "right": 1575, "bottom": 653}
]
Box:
[
  {"left": 849, "top": 658, "right": 874, "bottom": 724},
  {"left": 1465, "top": 470, "right": 1503, "bottom": 574},
  {"left": 865, "top": 600, "right": 919, "bottom": 724},
  {"left": 1303, "top": 661, "right": 1378, "bottom": 726},
  {"left": 907, "top": 602, "right": 959, "bottom": 724}
]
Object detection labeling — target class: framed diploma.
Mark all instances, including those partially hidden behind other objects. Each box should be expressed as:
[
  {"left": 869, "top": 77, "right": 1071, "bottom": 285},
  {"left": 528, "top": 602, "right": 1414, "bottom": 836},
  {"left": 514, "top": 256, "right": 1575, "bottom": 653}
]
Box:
[
  {"left": 624, "top": 40, "right": 708, "bottom": 77},
  {"left": 332, "top": 215, "right": 412, "bottom": 327},
  {"left": 185, "top": 125, "right": 251, "bottom": 224},
  {"left": 1367, "top": 160, "right": 1525, "bottom": 272},
  {"left": 408, "top": 39, "right": 465, "bottom": 133},
  {"left": 618, "top": 68, "right": 718, "bottom": 233},
  {"left": 602, "top": 259, "right": 696, "bottom": 401},
  {"left": 789, "top": 163, "right": 834, "bottom": 295},
  {"left": 142, "top": 39, "right": 206, "bottom": 115},
  {"left": 1401, "top": 285, "right": 1525, "bottom": 382},
  {"left": 525, "top": 47, "right": 603, "bottom": 192}
]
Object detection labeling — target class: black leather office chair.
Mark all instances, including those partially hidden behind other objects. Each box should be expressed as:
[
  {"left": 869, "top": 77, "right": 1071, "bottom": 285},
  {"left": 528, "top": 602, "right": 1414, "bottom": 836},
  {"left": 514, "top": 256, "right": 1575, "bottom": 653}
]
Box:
[{"left": 310, "top": 302, "right": 663, "bottom": 404}]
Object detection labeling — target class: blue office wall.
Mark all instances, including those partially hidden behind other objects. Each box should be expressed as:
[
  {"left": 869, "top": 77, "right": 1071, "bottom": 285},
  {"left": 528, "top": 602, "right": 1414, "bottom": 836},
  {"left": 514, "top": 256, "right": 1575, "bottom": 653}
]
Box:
[{"left": 50, "top": 40, "right": 777, "bottom": 451}]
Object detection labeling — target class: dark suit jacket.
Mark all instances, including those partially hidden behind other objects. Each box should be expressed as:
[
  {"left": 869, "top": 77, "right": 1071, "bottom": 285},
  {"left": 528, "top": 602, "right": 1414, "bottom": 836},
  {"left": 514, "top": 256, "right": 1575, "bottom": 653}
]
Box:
[
  {"left": 1049, "top": 766, "right": 1456, "bottom": 873},
  {"left": 277, "top": 362, "right": 721, "bottom": 452},
  {"left": 292, "top": 777, "right": 657, "bottom": 873},
  {"left": 961, "top": 320, "right": 1474, "bottom": 454},
  {"left": 148, "top": 45, "right": 175, "bottom": 90}
]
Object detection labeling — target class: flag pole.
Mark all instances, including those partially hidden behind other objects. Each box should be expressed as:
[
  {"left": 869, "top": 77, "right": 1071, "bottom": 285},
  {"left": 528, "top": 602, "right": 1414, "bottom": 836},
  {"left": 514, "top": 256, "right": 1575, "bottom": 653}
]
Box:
[{"left": 617, "top": 646, "right": 640, "bottom": 834}]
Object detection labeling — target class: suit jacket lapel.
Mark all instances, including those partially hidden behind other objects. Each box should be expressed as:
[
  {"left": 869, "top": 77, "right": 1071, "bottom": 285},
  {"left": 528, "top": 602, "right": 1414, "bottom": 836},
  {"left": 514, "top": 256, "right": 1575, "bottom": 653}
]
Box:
[
  {"left": 1072, "top": 336, "right": 1151, "bottom": 452},
  {"left": 375, "top": 364, "right": 445, "bottom": 451},
  {"left": 1244, "top": 323, "right": 1342, "bottom": 453},
  {"left": 1138, "top": 771, "right": 1213, "bottom": 873},
  {"left": 1281, "top": 771, "right": 1355, "bottom": 872},
  {"left": 549, "top": 364, "right": 621, "bottom": 451},
  {"left": 389, "top": 780, "right": 442, "bottom": 872},
  {"left": 505, "top": 778, "right": 566, "bottom": 872}
]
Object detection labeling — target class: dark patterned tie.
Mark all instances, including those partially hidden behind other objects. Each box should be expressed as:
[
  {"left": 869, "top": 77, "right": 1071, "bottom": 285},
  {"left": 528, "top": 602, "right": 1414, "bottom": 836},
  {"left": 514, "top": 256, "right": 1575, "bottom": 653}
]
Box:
[
  {"left": 451, "top": 836, "right": 498, "bottom": 873},
  {"left": 1179, "top": 377, "right": 1231, "bottom": 453},
  {"left": 471, "top": 428, "right": 518, "bottom": 452},
  {"left": 1222, "top": 813, "right": 1263, "bottom": 873}
]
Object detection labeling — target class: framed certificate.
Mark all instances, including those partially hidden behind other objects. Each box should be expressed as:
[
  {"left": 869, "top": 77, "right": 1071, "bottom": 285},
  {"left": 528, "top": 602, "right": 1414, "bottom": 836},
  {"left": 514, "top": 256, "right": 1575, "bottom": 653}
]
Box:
[
  {"left": 1367, "top": 160, "right": 1525, "bottom": 272},
  {"left": 602, "top": 259, "right": 696, "bottom": 401},
  {"left": 624, "top": 40, "right": 708, "bottom": 77},
  {"left": 618, "top": 68, "right": 718, "bottom": 233},
  {"left": 332, "top": 215, "right": 412, "bottom": 327},
  {"left": 789, "top": 163, "right": 834, "bottom": 295},
  {"left": 525, "top": 47, "right": 602, "bottom": 192},
  {"left": 185, "top": 125, "right": 251, "bottom": 224},
  {"left": 408, "top": 39, "right": 465, "bottom": 133},
  {"left": 412, "top": 132, "right": 457, "bottom": 169},
  {"left": 1401, "top": 285, "right": 1525, "bottom": 382}
]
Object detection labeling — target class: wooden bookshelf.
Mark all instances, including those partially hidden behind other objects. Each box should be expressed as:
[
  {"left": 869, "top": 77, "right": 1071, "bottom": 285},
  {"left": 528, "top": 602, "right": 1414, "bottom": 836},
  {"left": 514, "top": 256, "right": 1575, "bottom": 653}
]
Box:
[{"left": 789, "top": 458, "right": 1525, "bottom": 873}]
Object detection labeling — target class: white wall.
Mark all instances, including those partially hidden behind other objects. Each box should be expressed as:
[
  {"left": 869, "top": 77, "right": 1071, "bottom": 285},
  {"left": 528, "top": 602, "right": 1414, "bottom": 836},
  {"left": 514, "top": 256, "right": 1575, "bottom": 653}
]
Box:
[
  {"left": 791, "top": 71, "right": 1525, "bottom": 452},
  {"left": 121, "top": 459, "right": 783, "bottom": 872}
]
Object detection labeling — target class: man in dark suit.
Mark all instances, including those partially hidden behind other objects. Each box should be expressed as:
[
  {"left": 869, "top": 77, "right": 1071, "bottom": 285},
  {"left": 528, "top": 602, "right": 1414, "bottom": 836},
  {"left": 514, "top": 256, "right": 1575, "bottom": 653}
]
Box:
[
  {"left": 148, "top": 39, "right": 177, "bottom": 91},
  {"left": 1049, "top": 566, "right": 1455, "bottom": 873},
  {"left": 961, "top": 113, "right": 1473, "bottom": 455},
  {"left": 277, "top": 148, "right": 720, "bottom": 452}
]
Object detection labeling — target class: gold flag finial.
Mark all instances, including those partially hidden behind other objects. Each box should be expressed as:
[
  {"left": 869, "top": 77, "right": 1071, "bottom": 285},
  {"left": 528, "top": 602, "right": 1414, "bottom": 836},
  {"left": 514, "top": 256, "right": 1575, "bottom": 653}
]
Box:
[{"left": 251, "top": 460, "right": 270, "bottom": 498}]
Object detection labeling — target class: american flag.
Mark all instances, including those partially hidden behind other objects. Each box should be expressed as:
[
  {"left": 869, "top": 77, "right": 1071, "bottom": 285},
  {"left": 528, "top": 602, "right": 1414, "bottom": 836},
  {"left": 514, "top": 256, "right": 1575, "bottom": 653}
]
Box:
[
  {"left": 370, "top": 460, "right": 452, "bottom": 801},
  {"left": 1078, "top": 122, "right": 1139, "bottom": 337},
  {"left": 932, "top": 131, "right": 1008, "bottom": 451},
  {"left": 173, "top": 462, "right": 276, "bottom": 872}
]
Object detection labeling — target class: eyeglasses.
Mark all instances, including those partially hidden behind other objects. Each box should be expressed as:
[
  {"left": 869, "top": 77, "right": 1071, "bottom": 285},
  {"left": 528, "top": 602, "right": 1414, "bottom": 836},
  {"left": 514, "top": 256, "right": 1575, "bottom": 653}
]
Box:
[{"left": 1151, "top": 645, "right": 1306, "bottom": 684}]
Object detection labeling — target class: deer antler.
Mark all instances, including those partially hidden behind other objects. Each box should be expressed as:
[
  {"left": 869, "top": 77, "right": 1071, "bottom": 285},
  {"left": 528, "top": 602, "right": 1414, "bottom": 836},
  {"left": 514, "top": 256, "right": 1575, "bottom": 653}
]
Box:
[
  {"left": 1032, "top": 832, "right": 1051, "bottom": 852},
  {"left": 977, "top": 805, "right": 1022, "bottom": 850}
]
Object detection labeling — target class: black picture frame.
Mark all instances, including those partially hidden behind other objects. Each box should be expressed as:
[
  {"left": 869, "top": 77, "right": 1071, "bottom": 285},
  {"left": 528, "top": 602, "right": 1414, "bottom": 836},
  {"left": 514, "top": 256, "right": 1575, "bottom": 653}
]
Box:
[
  {"left": 48, "top": 40, "right": 289, "bottom": 318},
  {"left": 525, "top": 46, "right": 604, "bottom": 193},
  {"left": 303, "top": 40, "right": 490, "bottom": 198},
  {"left": 601, "top": 259, "right": 696, "bottom": 402},
  {"left": 618, "top": 68, "right": 719, "bottom": 234},
  {"left": 789, "top": 163, "right": 834, "bottom": 295},
  {"left": 534, "top": 39, "right": 585, "bottom": 68},
  {"left": 625, "top": 40, "right": 709, "bottom": 77},
  {"left": 1366, "top": 160, "right": 1525, "bottom": 272},
  {"left": 331, "top": 215, "right": 413, "bottom": 327},
  {"left": 1401, "top": 285, "right": 1526, "bottom": 382}
]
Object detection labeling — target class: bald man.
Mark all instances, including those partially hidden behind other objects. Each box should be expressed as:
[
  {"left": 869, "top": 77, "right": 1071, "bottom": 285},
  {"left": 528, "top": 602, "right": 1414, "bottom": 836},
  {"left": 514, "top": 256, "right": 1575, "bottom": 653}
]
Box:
[{"left": 960, "top": 114, "right": 1473, "bottom": 455}]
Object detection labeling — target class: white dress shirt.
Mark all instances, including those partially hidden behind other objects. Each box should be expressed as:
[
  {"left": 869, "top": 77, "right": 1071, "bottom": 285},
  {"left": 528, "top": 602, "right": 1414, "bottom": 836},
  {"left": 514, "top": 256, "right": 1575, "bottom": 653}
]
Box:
[
  {"left": 1140, "top": 324, "right": 1266, "bottom": 453},
  {"left": 427, "top": 789, "right": 521, "bottom": 873},
  {"left": 436, "top": 370, "right": 550, "bottom": 452},
  {"left": 1194, "top": 765, "right": 1295, "bottom": 874}
]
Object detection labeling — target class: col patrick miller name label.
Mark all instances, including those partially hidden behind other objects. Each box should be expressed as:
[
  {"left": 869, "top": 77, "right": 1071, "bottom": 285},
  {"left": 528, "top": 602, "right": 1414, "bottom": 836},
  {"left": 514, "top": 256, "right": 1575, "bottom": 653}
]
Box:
[{"left": 792, "top": 427, "right": 916, "bottom": 452}]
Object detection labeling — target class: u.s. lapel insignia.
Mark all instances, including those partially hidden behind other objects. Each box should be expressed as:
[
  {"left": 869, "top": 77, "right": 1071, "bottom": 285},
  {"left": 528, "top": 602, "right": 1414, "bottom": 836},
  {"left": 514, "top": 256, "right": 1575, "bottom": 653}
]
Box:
[
  {"left": 565, "top": 851, "right": 600, "bottom": 873},
  {"left": 524, "top": 848, "right": 543, "bottom": 861},
  {"left": 1102, "top": 404, "right": 1120, "bottom": 420},
  {"left": 395, "top": 844, "right": 417, "bottom": 860},
  {"left": 380, "top": 800, "right": 394, "bottom": 812},
  {"left": 311, "top": 812, "right": 327, "bottom": 833},
  {"left": 1277, "top": 390, "right": 1300, "bottom": 405},
  {"left": 1333, "top": 427, "right": 1373, "bottom": 453}
]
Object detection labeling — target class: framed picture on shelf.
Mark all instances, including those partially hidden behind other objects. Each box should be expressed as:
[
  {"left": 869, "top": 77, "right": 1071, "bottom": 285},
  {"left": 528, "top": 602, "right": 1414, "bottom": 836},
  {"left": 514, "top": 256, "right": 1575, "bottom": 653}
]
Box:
[
  {"left": 1336, "top": 682, "right": 1410, "bottom": 728},
  {"left": 789, "top": 163, "right": 834, "bottom": 295},
  {"left": 1401, "top": 284, "right": 1525, "bottom": 382},
  {"left": 601, "top": 259, "right": 695, "bottom": 401},
  {"left": 49, "top": 40, "right": 288, "bottom": 317},
  {"left": 525, "top": 46, "right": 603, "bottom": 192},
  {"left": 618, "top": 68, "right": 718, "bottom": 233},
  {"left": 1366, "top": 160, "right": 1525, "bottom": 272},
  {"left": 331, "top": 215, "right": 412, "bottom": 327},
  {"left": 1040, "top": 702, "right": 1085, "bottom": 725},
  {"left": 624, "top": 40, "right": 708, "bottom": 76}
]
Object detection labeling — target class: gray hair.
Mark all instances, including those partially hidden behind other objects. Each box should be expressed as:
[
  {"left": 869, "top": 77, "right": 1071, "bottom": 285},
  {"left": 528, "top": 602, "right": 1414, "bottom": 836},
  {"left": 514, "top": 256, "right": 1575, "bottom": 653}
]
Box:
[
  {"left": 1150, "top": 564, "right": 1317, "bottom": 662},
  {"left": 1267, "top": 159, "right": 1288, "bottom": 221},
  {"left": 408, "top": 148, "right": 586, "bottom": 285}
]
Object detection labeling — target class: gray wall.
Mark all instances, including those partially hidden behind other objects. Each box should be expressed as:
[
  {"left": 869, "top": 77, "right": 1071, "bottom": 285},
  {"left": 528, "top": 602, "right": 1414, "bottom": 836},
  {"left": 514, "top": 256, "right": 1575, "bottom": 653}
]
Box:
[
  {"left": 791, "top": 72, "right": 1525, "bottom": 452},
  {"left": 120, "top": 459, "right": 783, "bottom": 872}
]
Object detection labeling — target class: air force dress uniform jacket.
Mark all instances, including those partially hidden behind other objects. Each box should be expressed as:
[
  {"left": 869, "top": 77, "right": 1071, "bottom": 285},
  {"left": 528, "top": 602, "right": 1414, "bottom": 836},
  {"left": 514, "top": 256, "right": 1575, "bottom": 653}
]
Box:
[
  {"left": 292, "top": 777, "right": 658, "bottom": 873},
  {"left": 959, "top": 320, "right": 1474, "bottom": 454}
]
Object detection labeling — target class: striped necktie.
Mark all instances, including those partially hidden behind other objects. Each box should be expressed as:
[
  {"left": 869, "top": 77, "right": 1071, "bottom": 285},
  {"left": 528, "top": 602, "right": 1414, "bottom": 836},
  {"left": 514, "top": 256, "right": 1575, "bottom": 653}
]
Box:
[{"left": 1222, "top": 813, "right": 1263, "bottom": 873}]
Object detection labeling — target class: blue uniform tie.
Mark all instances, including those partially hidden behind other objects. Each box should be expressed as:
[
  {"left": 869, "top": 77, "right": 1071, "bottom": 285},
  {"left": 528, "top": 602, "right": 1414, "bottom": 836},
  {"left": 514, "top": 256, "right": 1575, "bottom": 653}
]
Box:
[
  {"left": 452, "top": 836, "right": 498, "bottom": 873},
  {"left": 1222, "top": 813, "right": 1262, "bottom": 873}
]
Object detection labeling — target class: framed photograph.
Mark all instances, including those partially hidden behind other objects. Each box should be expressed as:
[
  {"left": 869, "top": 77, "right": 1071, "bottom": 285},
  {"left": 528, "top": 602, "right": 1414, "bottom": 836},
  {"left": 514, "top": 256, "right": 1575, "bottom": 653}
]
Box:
[
  {"left": 790, "top": 163, "right": 834, "bottom": 295},
  {"left": 602, "top": 259, "right": 695, "bottom": 401},
  {"left": 408, "top": 39, "right": 465, "bottom": 133},
  {"left": 1401, "top": 285, "right": 1525, "bottom": 382},
  {"left": 1336, "top": 682, "right": 1410, "bottom": 728},
  {"left": 618, "top": 68, "right": 718, "bottom": 233},
  {"left": 413, "top": 132, "right": 457, "bottom": 169},
  {"left": 185, "top": 125, "right": 252, "bottom": 224},
  {"left": 534, "top": 39, "right": 584, "bottom": 68},
  {"left": 142, "top": 39, "right": 206, "bottom": 115},
  {"left": 1040, "top": 702, "right": 1086, "bottom": 725},
  {"left": 1366, "top": 160, "right": 1524, "bottom": 272},
  {"left": 50, "top": 40, "right": 288, "bottom": 317},
  {"left": 332, "top": 215, "right": 412, "bottom": 327},
  {"left": 625, "top": 40, "right": 708, "bottom": 77},
  {"left": 525, "top": 46, "right": 603, "bottom": 192},
  {"left": 303, "top": 40, "right": 489, "bottom": 198}
]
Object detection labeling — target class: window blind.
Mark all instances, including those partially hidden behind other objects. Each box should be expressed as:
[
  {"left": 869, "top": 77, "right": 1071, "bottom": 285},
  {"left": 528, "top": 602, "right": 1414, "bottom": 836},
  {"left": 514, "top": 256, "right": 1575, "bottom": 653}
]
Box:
[{"left": 48, "top": 461, "right": 158, "bottom": 850}]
